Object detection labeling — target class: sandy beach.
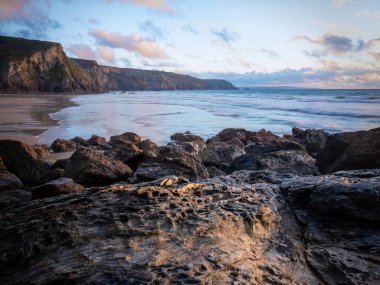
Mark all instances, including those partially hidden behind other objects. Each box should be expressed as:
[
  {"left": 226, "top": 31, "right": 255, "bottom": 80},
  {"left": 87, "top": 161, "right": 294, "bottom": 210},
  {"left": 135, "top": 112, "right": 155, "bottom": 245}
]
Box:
[{"left": 0, "top": 94, "right": 75, "bottom": 144}]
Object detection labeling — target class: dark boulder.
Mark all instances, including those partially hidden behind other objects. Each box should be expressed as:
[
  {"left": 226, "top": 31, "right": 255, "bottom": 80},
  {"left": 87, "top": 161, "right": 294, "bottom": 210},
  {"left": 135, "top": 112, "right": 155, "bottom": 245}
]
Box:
[
  {"left": 0, "top": 170, "right": 23, "bottom": 191},
  {"left": 64, "top": 148, "right": 133, "bottom": 186},
  {"left": 107, "top": 142, "right": 143, "bottom": 168},
  {"left": 51, "top": 139, "right": 77, "bottom": 152},
  {"left": 170, "top": 133, "right": 205, "bottom": 145},
  {"left": 316, "top": 127, "right": 380, "bottom": 173},
  {"left": 109, "top": 132, "right": 141, "bottom": 147},
  {"left": 133, "top": 145, "right": 209, "bottom": 182},
  {"left": 0, "top": 140, "right": 57, "bottom": 186},
  {"left": 233, "top": 150, "right": 318, "bottom": 176},
  {"left": 137, "top": 139, "right": 160, "bottom": 159},
  {"left": 0, "top": 157, "right": 5, "bottom": 170},
  {"left": 0, "top": 189, "right": 31, "bottom": 208},
  {"left": 71, "top": 136, "right": 89, "bottom": 147},
  {"left": 32, "top": 144, "right": 51, "bottom": 158},
  {"left": 245, "top": 139, "right": 305, "bottom": 156},
  {"left": 208, "top": 128, "right": 280, "bottom": 145},
  {"left": 284, "top": 127, "right": 329, "bottom": 157},
  {"left": 87, "top": 134, "right": 107, "bottom": 148},
  {"left": 32, "top": 178, "right": 85, "bottom": 199}
]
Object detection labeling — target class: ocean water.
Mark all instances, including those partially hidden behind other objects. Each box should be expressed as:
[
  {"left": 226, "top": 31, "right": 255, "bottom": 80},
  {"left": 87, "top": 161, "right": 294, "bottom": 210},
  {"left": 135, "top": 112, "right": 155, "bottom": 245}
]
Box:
[{"left": 39, "top": 88, "right": 380, "bottom": 144}]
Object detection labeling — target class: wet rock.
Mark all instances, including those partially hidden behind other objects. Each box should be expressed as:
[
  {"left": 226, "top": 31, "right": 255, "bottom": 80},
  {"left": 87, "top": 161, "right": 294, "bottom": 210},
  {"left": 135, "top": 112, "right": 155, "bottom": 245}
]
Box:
[
  {"left": 51, "top": 138, "right": 77, "bottom": 152},
  {"left": 0, "top": 189, "right": 30, "bottom": 208},
  {"left": 233, "top": 150, "right": 318, "bottom": 175},
  {"left": 64, "top": 148, "right": 133, "bottom": 186},
  {"left": 284, "top": 127, "right": 329, "bottom": 157},
  {"left": 134, "top": 145, "right": 208, "bottom": 182},
  {"left": 0, "top": 140, "right": 56, "bottom": 186},
  {"left": 87, "top": 134, "right": 107, "bottom": 148},
  {"left": 316, "top": 127, "right": 380, "bottom": 173},
  {"left": 32, "top": 144, "right": 51, "bottom": 158},
  {"left": 137, "top": 139, "right": 160, "bottom": 158},
  {"left": 109, "top": 132, "right": 141, "bottom": 147},
  {"left": 70, "top": 136, "right": 89, "bottom": 147},
  {"left": 208, "top": 128, "right": 280, "bottom": 145},
  {"left": 32, "top": 178, "right": 85, "bottom": 199},
  {"left": 0, "top": 170, "right": 23, "bottom": 191}
]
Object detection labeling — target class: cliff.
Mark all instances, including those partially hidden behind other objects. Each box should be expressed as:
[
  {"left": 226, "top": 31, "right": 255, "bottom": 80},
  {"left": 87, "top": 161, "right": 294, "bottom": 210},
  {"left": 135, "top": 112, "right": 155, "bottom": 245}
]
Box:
[{"left": 0, "top": 36, "right": 236, "bottom": 93}]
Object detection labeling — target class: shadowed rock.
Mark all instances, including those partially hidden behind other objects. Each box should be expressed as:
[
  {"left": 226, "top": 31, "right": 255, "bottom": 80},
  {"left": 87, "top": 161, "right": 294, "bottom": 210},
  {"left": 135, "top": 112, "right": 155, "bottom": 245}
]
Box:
[
  {"left": 70, "top": 136, "right": 89, "bottom": 147},
  {"left": 316, "top": 127, "right": 380, "bottom": 173},
  {"left": 64, "top": 148, "right": 133, "bottom": 186},
  {"left": 32, "top": 178, "right": 85, "bottom": 199},
  {"left": 51, "top": 139, "right": 77, "bottom": 152},
  {"left": 0, "top": 170, "right": 23, "bottom": 192},
  {"left": 137, "top": 139, "right": 160, "bottom": 159},
  {"left": 0, "top": 189, "right": 30, "bottom": 208},
  {"left": 109, "top": 132, "right": 141, "bottom": 147},
  {"left": 87, "top": 134, "right": 107, "bottom": 148}
]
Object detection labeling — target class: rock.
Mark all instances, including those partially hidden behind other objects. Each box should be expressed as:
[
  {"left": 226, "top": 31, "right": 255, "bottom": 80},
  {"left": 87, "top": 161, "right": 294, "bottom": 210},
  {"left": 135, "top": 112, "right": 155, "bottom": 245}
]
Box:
[
  {"left": 109, "top": 132, "right": 141, "bottom": 146},
  {"left": 64, "top": 148, "right": 133, "bottom": 186},
  {"left": 284, "top": 127, "right": 329, "bottom": 157},
  {"left": 316, "top": 127, "right": 380, "bottom": 173},
  {"left": 0, "top": 170, "right": 23, "bottom": 191},
  {"left": 134, "top": 145, "right": 208, "bottom": 182},
  {"left": 201, "top": 139, "right": 244, "bottom": 171},
  {"left": 87, "top": 134, "right": 107, "bottom": 148},
  {"left": 233, "top": 150, "right": 318, "bottom": 175},
  {"left": 137, "top": 139, "right": 160, "bottom": 158},
  {"left": 0, "top": 157, "right": 5, "bottom": 170},
  {"left": 206, "top": 166, "right": 226, "bottom": 177},
  {"left": 107, "top": 142, "right": 143, "bottom": 168},
  {"left": 70, "top": 136, "right": 89, "bottom": 147},
  {"left": 51, "top": 138, "right": 77, "bottom": 152},
  {"left": 32, "top": 144, "right": 51, "bottom": 158},
  {"left": 170, "top": 132, "right": 205, "bottom": 145},
  {"left": 0, "top": 140, "right": 57, "bottom": 186},
  {"left": 245, "top": 139, "right": 305, "bottom": 155},
  {"left": 0, "top": 189, "right": 31, "bottom": 208},
  {"left": 52, "top": 158, "right": 70, "bottom": 169},
  {"left": 208, "top": 128, "right": 280, "bottom": 145},
  {"left": 32, "top": 178, "right": 85, "bottom": 199}
]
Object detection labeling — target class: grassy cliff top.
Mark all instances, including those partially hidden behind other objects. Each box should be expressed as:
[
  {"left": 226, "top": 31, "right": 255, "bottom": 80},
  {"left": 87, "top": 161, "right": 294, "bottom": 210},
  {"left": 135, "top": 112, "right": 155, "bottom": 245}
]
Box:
[{"left": 0, "top": 36, "right": 60, "bottom": 62}]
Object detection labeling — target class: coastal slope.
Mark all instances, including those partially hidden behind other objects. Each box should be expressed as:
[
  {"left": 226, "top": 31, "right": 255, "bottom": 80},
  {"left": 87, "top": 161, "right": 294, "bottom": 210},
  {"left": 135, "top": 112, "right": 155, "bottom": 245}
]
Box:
[{"left": 0, "top": 36, "right": 236, "bottom": 93}]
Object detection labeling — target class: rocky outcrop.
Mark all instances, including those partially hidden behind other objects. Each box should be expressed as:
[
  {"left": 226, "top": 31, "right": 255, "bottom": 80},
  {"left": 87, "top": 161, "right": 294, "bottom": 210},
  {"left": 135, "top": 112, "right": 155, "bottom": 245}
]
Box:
[
  {"left": 0, "top": 36, "right": 236, "bottom": 93},
  {"left": 64, "top": 148, "right": 133, "bottom": 186},
  {"left": 51, "top": 138, "right": 77, "bottom": 152},
  {"left": 316, "top": 127, "right": 380, "bottom": 173}
]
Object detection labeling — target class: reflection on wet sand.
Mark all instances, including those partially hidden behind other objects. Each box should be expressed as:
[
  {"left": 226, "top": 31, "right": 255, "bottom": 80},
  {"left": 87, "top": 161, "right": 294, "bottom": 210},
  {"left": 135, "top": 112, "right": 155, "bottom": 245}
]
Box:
[{"left": 0, "top": 94, "right": 75, "bottom": 144}]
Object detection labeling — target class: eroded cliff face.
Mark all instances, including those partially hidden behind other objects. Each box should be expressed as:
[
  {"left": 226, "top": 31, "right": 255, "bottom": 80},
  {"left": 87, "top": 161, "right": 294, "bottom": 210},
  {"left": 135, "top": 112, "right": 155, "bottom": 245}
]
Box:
[{"left": 0, "top": 36, "right": 236, "bottom": 93}]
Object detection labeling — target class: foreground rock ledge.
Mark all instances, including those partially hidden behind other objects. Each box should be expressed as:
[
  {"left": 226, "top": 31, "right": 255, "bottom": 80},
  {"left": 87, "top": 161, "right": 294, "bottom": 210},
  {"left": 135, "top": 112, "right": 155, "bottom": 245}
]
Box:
[{"left": 0, "top": 170, "right": 379, "bottom": 285}]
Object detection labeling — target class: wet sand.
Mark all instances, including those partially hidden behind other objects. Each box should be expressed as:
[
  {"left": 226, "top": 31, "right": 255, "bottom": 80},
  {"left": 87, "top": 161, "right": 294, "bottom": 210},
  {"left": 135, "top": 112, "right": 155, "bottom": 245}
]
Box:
[{"left": 0, "top": 94, "right": 76, "bottom": 145}]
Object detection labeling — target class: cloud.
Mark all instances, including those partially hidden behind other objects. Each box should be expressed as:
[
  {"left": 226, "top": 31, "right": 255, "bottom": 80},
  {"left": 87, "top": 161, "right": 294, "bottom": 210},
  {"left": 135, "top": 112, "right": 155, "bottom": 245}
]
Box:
[
  {"left": 89, "top": 29, "right": 167, "bottom": 59},
  {"left": 67, "top": 44, "right": 98, "bottom": 61},
  {"left": 182, "top": 24, "right": 198, "bottom": 35},
  {"left": 96, "top": 46, "right": 115, "bottom": 63},
  {"left": 211, "top": 28, "right": 240, "bottom": 44},
  {"left": 138, "top": 20, "right": 167, "bottom": 39},
  {"left": 259, "top": 48, "right": 280, "bottom": 58},
  {"left": 0, "top": 0, "right": 61, "bottom": 39},
  {"left": 104, "top": 0, "right": 172, "bottom": 13}
]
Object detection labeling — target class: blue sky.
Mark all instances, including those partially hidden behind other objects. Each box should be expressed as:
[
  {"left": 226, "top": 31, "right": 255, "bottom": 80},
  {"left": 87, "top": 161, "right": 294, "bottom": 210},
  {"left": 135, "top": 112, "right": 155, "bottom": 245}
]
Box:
[{"left": 1, "top": 0, "right": 380, "bottom": 88}]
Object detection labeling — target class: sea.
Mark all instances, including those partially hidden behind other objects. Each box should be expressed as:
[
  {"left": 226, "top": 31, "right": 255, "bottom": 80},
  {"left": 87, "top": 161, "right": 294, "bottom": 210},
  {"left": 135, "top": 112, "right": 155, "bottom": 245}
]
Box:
[{"left": 38, "top": 88, "right": 380, "bottom": 144}]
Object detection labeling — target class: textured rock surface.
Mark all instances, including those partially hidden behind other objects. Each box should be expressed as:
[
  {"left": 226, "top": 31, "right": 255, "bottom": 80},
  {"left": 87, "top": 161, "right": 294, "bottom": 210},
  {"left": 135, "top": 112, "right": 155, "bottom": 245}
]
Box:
[
  {"left": 316, "top": 127, "right": 380, "bottom": 173},
  {"left": 0, "top": 170, "right": 379, "bottom": 284},
  {"left": 64, "top": 148, "right": 133, "bottom": 186},
  {"left": 0, "top": 170, "right": 23, "bottom": 191},
  {"left": 32, "top": 178, "right": 85, "bottom": 199}
]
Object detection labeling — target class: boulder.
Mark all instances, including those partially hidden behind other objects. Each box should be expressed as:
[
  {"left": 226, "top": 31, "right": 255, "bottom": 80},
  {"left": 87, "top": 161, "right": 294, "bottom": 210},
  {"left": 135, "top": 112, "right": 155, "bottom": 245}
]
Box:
[
  {"left": 0, "top": 140, "right": 57, "bottom": 186},
  {"left": 64, "top": 148, "right": 133, "bottom": 186},
  {"left": 51, "top": 139, "right": 77, "bottom": 152},
  {"left": 208, "top": 128, "right": 280, "bottom": 145},
  {"left": 133, "top": 145, "right": 208, "bottom": 182},
  {"left": 107, "top": 142, "right": 143, "bottom": 168},
  {"left": 200, "top": 138, "right": 244, "bottom": 171},
  {"left": 0, "top": 189, "right": 31, "bottom": 208},
  {"left": 32, "top": 144, "right": 51, "bottom": 158},
  {"left": 233, "top": 150, "right": 318, "bottom": 176},
  {"left": 87, "top": 134, "right": 107, "bottom": 148},
  {"left": 284, "top": 127, "right": 329, "bottom": 157},
  {"left": 0, "top": 170, "right": 23, "bottom": 191},
  {"left": 71, "top": 136, "right": 89, "bottom": 147},
  {"left": 206, "top": 166, "right": 226, "bottom": 178},
  {"left": 32, "top": 178, "right": 85, "bottom": 199},
  {"left": 137, "top": 139, "right": 160, "bottom": 158},
  {"left": 316, "top": 127, "right": 380, "bottom": 173},
  {"left": 170, "top": 132, "right": 205, "bottom": 145},
  {"left": 0, "top": 157, "right": 5, "bottom": 170},
  {"left": 109, "top": 132, "right": 141, "bottom": 147},
  {"left": 245, "top": 139, "right": 305, "bottom": 155}
]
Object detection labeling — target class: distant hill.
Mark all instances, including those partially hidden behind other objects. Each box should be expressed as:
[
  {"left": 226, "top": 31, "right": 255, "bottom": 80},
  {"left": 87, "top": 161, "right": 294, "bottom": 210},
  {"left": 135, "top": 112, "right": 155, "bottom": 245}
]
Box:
[{"left": 0, "top": 36, "right": 236, "bottom": 93}]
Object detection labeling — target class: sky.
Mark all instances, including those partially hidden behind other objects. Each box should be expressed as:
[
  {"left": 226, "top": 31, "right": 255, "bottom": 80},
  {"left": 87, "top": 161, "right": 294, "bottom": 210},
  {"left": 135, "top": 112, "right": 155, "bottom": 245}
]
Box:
[{"left": 0, "top": 0, "right": 380, "bottom": 88}]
